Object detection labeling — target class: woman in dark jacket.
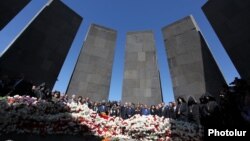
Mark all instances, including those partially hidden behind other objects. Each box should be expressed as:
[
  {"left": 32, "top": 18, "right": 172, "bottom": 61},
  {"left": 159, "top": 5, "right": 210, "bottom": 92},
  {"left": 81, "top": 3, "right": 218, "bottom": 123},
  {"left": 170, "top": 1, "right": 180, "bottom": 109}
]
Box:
[
  {"left": 168, "top": 102, "right": 176, "bottom": 119},
  {"left": 187, "top": 96, "right": 200, "bottom": 125},
  {"left": 176, "top": 96, "right": 188, "bottom": 122},
  {"left": 134, "top": 106, "right": 141, "bottom": 115},
  {"left": 200, "top": 92, "right": 220, "bottom": 127},
  {"left": 205, "top": 93, "right": 220, "bottom": 128},
  {"left": 150, "top": 105, "right": 157, "bottom": 115},
  {"left": 109, "top": 104, "right": 117, "bottom": 117}
]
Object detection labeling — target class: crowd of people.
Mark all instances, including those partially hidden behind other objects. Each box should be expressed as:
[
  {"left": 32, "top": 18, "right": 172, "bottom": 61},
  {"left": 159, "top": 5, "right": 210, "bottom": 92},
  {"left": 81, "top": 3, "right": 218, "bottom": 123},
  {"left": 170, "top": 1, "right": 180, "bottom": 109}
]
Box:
[{"left": 0, "top": 74, "right": 250, "bottom": 130}]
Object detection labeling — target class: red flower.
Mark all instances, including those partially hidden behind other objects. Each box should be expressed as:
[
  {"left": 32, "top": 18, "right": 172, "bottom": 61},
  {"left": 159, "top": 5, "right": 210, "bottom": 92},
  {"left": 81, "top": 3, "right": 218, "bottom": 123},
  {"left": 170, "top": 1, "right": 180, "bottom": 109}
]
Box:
[
  {"left": 155, "top": 125, "right": 159, "bottom": 130},
  {"left": 153, "top": 115, "right": 157, "bottom": 121},
  {"left": 165, "top": 130, "right": 171, "bottom": 137},
  {"left": 7, "top": 97, "right": 15, "bottom": 104},
  {"left": 97, "top": 128, "right": 103, "bottom": 135},
  {"left": 103, "top": 127, "right": 109, "bottom": 132},
  {"left": 99, "top": 113, "right": 109, "bottom": 120}
]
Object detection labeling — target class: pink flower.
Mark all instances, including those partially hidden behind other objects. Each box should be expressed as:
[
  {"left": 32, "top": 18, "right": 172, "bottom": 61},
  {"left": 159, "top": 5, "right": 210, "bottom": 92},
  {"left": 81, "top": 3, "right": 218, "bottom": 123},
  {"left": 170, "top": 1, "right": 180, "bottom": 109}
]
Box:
[{"left": 7, "top": 97, "right": 15, "bottom": 104}]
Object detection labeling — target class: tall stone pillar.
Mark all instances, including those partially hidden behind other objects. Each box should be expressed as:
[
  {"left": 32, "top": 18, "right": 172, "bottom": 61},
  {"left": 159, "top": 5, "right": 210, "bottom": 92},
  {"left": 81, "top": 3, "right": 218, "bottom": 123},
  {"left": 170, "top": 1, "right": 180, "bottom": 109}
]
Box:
[
  {"left": 162, "top": 16, "right": 225, "bottom": 101},
  {"left": 202, "top": 0, "right": 250, "bottom": 82},
  {"left": 0, "top": 0, "right": 82, "bottom": 89},
  {"left": 67, "top": 24, "right": 117, "bottom": 101},
  {"left": 122, "top": 31, "right": 163, "bottom": 105}
]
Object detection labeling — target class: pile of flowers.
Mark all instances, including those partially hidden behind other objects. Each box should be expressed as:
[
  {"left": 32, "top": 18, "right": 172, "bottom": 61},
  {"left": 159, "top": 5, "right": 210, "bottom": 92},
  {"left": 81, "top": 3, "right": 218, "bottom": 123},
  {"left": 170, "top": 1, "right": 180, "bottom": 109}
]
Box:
[{"left": 0, "top": 95, "right": 203, "bottom": 141}]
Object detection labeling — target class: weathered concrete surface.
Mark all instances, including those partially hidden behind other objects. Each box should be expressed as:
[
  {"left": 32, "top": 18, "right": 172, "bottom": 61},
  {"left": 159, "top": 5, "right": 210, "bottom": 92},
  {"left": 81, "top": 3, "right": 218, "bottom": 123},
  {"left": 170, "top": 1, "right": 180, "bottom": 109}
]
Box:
[
  {"left": 67, "top": 24, "right": 117, "bottom": 102},
  {"left": 122, "top": 31, "right": 163, "bottom": 105},
  {"left": 162, "top": 16, "right": 226, "bottom": 101},
  {"left": 0, "top": 0, "right": 82, "bottom": 89},
  {"left": 202, "top": 0, "right": 250, "bottom": 82},
  {"left": 0, "top": 0, "right": 31, "bottom": 30}
]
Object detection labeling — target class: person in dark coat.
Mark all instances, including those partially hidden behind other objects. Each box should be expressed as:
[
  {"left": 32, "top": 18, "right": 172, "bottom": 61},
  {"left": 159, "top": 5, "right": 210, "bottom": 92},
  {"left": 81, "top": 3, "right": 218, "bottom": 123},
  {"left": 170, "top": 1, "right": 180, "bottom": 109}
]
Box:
[
  {"left": 126, "top": 103, "right": 135, "bottom": 118},
  {"left": 141, "top": 104, "right": 150, "bottom": 116},
  {"left": 109, "top": 104, "right": 117, "bottom": 117},
  {"left": 84, "top": 97, "right": 92, "bottom": 108},
  {"left": 199, "top": 94, "right": 208, "bottom": 126},
  {"left": 150, "top": 105, "right": 157, "bottom": 116},
  {"left": 116, "top": 105, "right": 121, "bottom": 117},
  {"left": 134, "top": 106, "right": 141, "bottom": 115},
  {"left": 187, "top": 96, "right": 200, "bottom": 125},
  {"left": 92, "top": 102, "right": 99, "bottom": 112},
  {"left": 121, "top": 102, "right": 128, "bottom": 119},
  {"left": 155, "top": 105, "right": 161, "bottom": 117},
  {"left": 204, "top": 93, "right": 220, "bottom": 128},
  {"left": 77, "top": 96, "right": 83, "bottom": 105},
  {"left": 157, "top": 104, "right": 163, "bottom": 117},
  {"left": 105, "top": 101, "right": 111, "bottom": 115},
  {"left": 162, "top": 103, "right": 170, "bottom": 118},
  {"left": 176, "top": 97, "right": 188, "bottom": 122},
  {"left": 168, "top": 102, "right": 176, "bottom": 119},
  {"left": 98, "top": 101, "right": 107, "bottom": 114}
]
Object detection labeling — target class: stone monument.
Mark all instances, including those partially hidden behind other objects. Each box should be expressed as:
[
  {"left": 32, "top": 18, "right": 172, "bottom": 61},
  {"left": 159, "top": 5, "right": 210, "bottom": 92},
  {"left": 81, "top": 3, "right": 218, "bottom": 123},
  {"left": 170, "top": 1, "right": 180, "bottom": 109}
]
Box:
[
  {"left": 162, "top": 16, "right": 226, "bottom": 101},
  {"left": 203, "top": 0, "right": 250, "bottom": 82},
  {"left": 0, "top": 0, "right": 82, "bottom": 89},
  {"left": 67, "top": 24, "right": 117, "bottom": 101},
  {"left": 122, "top": 31, "right": 163, "bottom": 105}
]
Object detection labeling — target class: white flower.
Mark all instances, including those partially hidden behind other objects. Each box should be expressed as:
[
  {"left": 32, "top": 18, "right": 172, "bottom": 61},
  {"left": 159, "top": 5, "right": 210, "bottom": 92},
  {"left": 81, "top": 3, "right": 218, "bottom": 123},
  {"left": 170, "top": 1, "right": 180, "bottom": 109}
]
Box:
[{"left": 0, "top": 96, "right": 203, "bottom": 140}]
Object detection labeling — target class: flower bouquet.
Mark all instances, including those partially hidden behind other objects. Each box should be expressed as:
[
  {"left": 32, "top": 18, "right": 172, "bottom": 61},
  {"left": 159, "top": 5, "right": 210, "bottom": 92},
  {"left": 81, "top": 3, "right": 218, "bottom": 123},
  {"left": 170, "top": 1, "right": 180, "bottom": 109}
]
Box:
[{"left": 0, "top": 95, "right": 203, "bottom": 141}]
